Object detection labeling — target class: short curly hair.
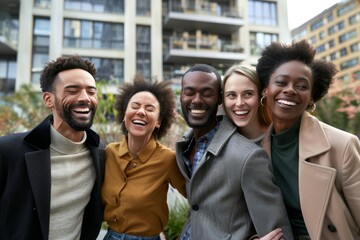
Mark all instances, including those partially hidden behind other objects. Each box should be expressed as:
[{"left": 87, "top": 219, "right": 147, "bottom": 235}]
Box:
[
  {"left": 182, "top": 64, "right": 222, "bottom": 97},
  {"left": 115, "top": 74, "right": 176, "bottom": 139},
  {"left": 256, "top": 39, "right": 338, "bottom": 103},
  {"left": 40, "top": 55, "right": 96, "bottom": 92}
]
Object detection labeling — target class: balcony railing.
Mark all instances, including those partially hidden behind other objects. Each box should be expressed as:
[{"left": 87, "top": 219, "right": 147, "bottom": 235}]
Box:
[
  {"left": 167, "top": 35, "right": 243, "bottom": 53},
  {"left": 166, "top": 0, "right": 241, "bottom": 18}
]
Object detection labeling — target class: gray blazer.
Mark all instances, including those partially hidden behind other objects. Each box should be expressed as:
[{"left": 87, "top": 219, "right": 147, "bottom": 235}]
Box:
[{"left": 176, "top": 116, "right": 293, "bottom": 240}]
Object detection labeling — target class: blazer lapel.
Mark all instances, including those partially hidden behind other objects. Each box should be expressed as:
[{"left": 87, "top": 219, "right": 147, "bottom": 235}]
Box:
[
  {"left": 25, "top": 150, "right": 51, "bottom": 239},
  {"left": 298, "top": 112, "right": 335, "bottom": 240}
]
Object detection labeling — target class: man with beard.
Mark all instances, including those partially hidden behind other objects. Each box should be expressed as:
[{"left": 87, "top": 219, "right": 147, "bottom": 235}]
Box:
[
  {"left": 0, "top": 56, "right": 105, "bottom": 240},
  {"left": 176, "top": 64, "right": 293, "bottom": 240}
]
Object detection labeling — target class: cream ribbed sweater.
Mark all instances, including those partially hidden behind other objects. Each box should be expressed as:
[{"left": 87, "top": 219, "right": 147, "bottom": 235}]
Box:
[{"left": 48, "top": 126, "right": 95, "bottom": 240}]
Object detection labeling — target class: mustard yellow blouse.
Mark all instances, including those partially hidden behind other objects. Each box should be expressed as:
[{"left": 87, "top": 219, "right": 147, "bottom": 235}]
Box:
[{"left": 102, "top": 137, "right": 186, "bottom": 236}]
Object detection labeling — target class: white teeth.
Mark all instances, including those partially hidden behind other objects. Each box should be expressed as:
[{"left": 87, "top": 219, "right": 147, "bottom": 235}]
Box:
[
  {"left": 133, "top": 120, "right": 146, "bottom": 125},
  {"left": 277, "top": 99, "right": 296, "bottom": 106},
  {"left": 73, "top": 108, "right": 90, "bottom": 113},
  {"left": 234, "top": 110, "right": 249, "bottom": 115},
  {"left": 191, "top": 109, "right": 206, "bottom": 114}
]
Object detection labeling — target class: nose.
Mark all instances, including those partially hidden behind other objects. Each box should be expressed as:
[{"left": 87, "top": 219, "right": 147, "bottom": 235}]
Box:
[
  {"left": 136, "top": 107, "right": 145, "bottom": 116},
  {"left": 78, "top": 89, "right": 91, "bottom": 102},
  {"left": 235, "top": 96, "right": 243, "bottom": 106},
  {"left": 192, "top": 92, "right": 202, "bottom": 103},
  {"left": 283, "top": 85, "right": 296, "bottom": 96}
]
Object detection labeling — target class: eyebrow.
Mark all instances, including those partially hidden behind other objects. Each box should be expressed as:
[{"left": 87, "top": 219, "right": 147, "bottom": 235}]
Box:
[
  {"left": 131, "top": 101, "right": 157, "bottom": 108},
  {"left": 64, "top": 85, "right": 97, "bottom": 90},
  {"left": 275, "top": 74, "right": 310, "bottom": 81}
]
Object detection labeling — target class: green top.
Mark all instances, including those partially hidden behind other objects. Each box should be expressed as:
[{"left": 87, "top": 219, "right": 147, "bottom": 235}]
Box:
[{"left": 271, "top": 120, "right": 309, "bottom": 236}]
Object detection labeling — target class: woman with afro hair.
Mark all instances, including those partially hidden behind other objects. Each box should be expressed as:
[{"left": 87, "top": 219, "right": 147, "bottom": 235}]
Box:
[
  {"left": 257, "top": 39, "right": 360, "bottom": 240},
  {"left": 101, "top": 74, "right": 186, "bottom": 240}
]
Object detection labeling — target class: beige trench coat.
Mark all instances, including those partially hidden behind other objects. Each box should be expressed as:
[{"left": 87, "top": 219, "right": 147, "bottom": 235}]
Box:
[{"left": 262, "top": 112, "right": 360, "bottom": 240}]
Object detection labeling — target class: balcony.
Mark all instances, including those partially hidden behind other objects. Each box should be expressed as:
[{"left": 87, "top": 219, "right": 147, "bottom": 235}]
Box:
[
  {"left": 0, "top": 18, "right": 18, "bottom": 56},
  {"left": 163, "top": 1, "right": 244, "bottom": 35},
  {"left": 163, "top": 34, "right": 245, "bottom": 64}
]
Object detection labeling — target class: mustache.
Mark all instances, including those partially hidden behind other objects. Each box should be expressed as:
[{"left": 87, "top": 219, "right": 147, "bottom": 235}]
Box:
[{"left": 70, "top": 102, "right": 96, "bottom": 110}]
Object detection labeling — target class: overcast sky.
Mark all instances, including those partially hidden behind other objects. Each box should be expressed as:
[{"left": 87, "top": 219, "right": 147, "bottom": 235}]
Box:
[{"left": 287, "top": 0, "right": 342, "bottom": 29}]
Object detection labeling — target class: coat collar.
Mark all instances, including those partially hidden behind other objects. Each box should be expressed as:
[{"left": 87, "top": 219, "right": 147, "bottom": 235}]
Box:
[
  {"left": 206, "top": 115, "right": 237, "bottom": 156},
  {"left": 262, "top": 112, "right": 331, "bottom": 162},
  {"left": 23, "top": 115, "right": 100, "bottom": 149},
  {"left": 298, "top": 112, "right": 331, "bottom": 160}
]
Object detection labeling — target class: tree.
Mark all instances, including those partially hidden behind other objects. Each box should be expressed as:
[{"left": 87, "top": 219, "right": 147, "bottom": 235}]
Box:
[{"left": 315, "top": 80, "right": 360, "bottom": 137}]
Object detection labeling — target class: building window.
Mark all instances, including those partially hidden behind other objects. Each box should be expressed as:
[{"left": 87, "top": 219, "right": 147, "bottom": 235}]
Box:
[
  {"left": 34, "top": 0, "right": 51, "bottom": 8},
  {"left": 330, "top": 52, "right": 337, "bottom": 60},
  {"left": 136, "top": 25, "right": 151, "bottom": 79},
  {"left": 340, "top": 47, "right": 347, "bottom": 57},
  {"left": 328, "top": 39, "right": 335, "bottom": 48},
  {"left": 309, "top": 36, "right": 316, "bottom": 44},
  {"left": 310, "top": 19, "right": 323, "bottom": 31},
  {"left": 349, "top": 13, "right": 360, "bottom": 25},
  {"left": 328, "top": 21, "right": 344, "bottom": 35},
  {"left": 85, "top": 57, "right": 124, "bottom": 84},
  {"left": 64, "top": 0, "right": 124, "bottom": 13},
  {"left": 316, "top": 44, "right": 326, "bottom": 53},
  {"left": 63, "top": 19, "right": 124, "bottom": 49},
  {"left": 338, "top": 21, "right": 345, "bottom": 30},
  {"left": 0, "top": 60, "right": 16, "bottom": 93},
  {"left": 328, "top": 25, "right": 336, "bottom": 35},
  {"left": 32, "top": 17, "right": 50, "bottom": 84},
  {"left": 292, "top": 29, "right": 308, "bottom": 40},
  {"left": 339, "top": 30, "right": 357, "bottom": 43},
  {"left": 327, "top": 13, "right": 334, "bottom": 22},
  {"left": 248, "top": 0, "right": 277, "bottom": 27},
  {"left": 350, "top": 42, "right": 360, "bottom": 52},
  {"left": 340, "top": 57, "right": 359, "bottom": 70},
  {"left": 319, "top": 31, "right": 326, "bottom": 40},
  {"left": 250, "top": 32, "right": 278, "bottom": 55},
  {"left": 136, "top": 0, "right": 151, "bottom": 16},
  {"left": 337, "top": 3, "right": 355, "bottom": 17}
]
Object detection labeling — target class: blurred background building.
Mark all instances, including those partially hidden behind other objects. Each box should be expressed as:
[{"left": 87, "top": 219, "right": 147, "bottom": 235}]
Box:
[
  {"left": 292, "top": 0, "right": 360, "bottom": 83},
  {"left": 0, "top": 0, "right": 290, "bottom": 94}
]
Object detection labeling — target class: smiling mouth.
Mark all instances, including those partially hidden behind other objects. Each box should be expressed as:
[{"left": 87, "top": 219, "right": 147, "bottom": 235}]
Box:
[
  {"left": 132, "top": 120, "right": 146, "bottom": 126},
  {"left": 190, "top": 109, "right": 206, "bottom": 114},
  {"left": 73, "top": 107, "right": 91, "bottom": 114},
  {"left": 234, "top": 110, "right": 249, "bottom": 116},
  {"left": 277, "top": 99, "right": 297, "bottom": 106}
]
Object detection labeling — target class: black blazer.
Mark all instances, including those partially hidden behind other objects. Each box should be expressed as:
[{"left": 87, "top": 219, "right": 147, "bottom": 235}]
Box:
[{"left": 0, "top": 115, "right": 105, "bottom": 239}]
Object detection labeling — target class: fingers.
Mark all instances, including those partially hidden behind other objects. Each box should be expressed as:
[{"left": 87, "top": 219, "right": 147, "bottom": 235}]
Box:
[{"left": 260, "top": 228, "right": 283, "bottom": 240}]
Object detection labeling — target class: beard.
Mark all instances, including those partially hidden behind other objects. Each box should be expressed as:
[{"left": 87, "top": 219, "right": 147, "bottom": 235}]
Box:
[{"left": 54, "top": 98, "right": 96, "bottom": 131}]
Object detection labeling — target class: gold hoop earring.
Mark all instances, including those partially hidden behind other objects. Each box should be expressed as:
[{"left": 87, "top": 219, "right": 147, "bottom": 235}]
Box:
[
  {"left": 260, "top": 96, "right": 266, "bottom": 107},
  {"left": 311, "top": 103, "right": 316, "bottom": 112}
]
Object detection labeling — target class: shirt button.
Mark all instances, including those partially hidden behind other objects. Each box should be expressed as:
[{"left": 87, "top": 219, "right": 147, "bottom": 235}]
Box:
[
  {"left": 328, "top": 224, "right": 337, "bottom": 232},
  {"left": 114, "top": 198, "right": 119, "bottom": 206},
  {"left": 131, "top": 162, "right": 137, "bottom": 168},
  {"left": 192, "top": 205, "right": 199, "bottom": 211},
  {"left": 114, "top": 217, "right": 118, "bottom": 222}
]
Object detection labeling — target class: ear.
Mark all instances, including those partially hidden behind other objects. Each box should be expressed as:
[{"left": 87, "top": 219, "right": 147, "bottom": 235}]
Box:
[
  {"left": 308, "top": 97, "right": 315, "bottom": 106},
  {"left": 262, "top": 88, "right": 267, "bottom": 96},
  {"left": 156, "top": 119, "right": 161, "bottom": 129},
  {"left": 43, "top": 92, "right": 54, "bottom": 108}
]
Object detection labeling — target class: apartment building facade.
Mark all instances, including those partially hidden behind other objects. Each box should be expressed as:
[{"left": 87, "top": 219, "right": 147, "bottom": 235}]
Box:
[
  {"left": 0, "top": 0, "right": 290, "bottom": 94},
  {"left": 292, "top": 0, "right": 360, "bottom": 82}
]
